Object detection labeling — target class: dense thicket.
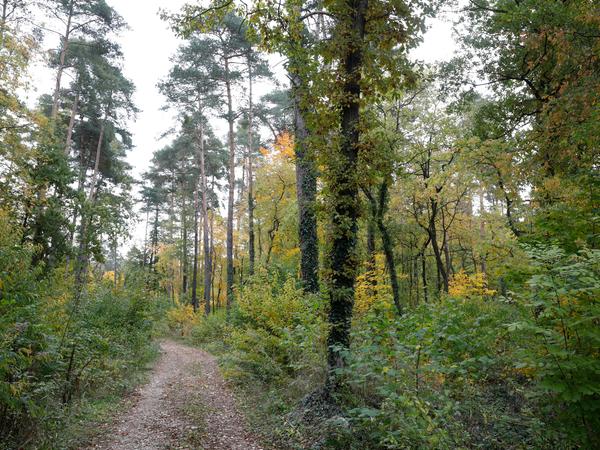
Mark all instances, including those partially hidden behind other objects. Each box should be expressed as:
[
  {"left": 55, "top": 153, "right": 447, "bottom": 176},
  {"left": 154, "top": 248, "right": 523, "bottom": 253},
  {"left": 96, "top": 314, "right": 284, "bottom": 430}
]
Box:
[{"left": 1, "top": 0, "right": 598, "bottom": 448}]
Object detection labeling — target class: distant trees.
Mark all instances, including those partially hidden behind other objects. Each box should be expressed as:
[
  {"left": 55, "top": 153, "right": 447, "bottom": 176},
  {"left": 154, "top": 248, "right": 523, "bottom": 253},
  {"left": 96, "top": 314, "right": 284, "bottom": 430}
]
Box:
[{"left": 0, "top": 1, "right": 147, "bottom": 443}]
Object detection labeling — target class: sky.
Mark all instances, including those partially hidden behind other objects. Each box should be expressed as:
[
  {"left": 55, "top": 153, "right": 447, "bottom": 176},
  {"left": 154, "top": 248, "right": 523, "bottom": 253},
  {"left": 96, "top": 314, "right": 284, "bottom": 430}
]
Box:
[{"left": 27, "top": 0, "right": 458, "bottom": 250}]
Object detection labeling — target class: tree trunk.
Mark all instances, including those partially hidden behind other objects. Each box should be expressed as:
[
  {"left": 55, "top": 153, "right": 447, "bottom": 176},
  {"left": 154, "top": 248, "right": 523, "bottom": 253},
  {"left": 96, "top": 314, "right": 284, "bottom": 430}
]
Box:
[
  {"left": 326, "top": 0, "right": 367, "bottom": 384},
  {"left": 64, "top": 90, "right": 79, "bottom": 156},
  {"left": 363, "top": 182, "right": 402, "bottom": 315},
  {"left": 479, "top": 187, "right": 487, "bottom": 275},
  {"left": 0, "top": 0, "right": 8, "bottom": 50},
  {"left": 88, "top": 119, "right": 105, "bottom": 202},
  {"left": 375, "top": 182, "right": 401, "bottom": 315},
  {"left": 150, "top": 205, "right": 159, "bottom": 274},
  {"left": 142, "top": 209, "right": 150, "bottom": 268},
  {"left": 225, "top": 60, "right": 235, "bottom": 315},
  {"left": 191, "top": 183, "right": 199, "bottom": 312},
  {"left": 428, "top": 198, "right": 448, "bottom": 293},
  {"left": 182, "top": 187, "right": 188, "bottom": 296},
  {"left": 421, "top": 251, "right": 428, "bottom": 302},
  {"left": 247, "top": 55, "right": 256, "bottom": 276},
  {"left": 51, "top": 0, "right": 74, "bottom": 121},
  {"left": 291, "top": 69, "right": 319, "bottom": 293},
  {"left": 441, "top": 209, "right": 453, "bottom": 277},
  {"left": 366, "top": 213, "right": 376, "bottom": 270},
  {"left": 113, "top": 238, "right": 118, "bottom": 289},
  {"left": 198, "top": 116, "right": 212, "bottom": 315},
  {"left": 493, "top": 167, "right": 521, "bottom": 237},
  {"left": 73, "top": 117, "right": 105, "bottom": 301}
]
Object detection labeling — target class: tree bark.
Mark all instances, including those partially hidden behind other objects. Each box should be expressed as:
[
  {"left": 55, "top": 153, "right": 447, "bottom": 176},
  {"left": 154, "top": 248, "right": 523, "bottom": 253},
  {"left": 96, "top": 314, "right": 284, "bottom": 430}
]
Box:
[
  {"left": 363, "top": 182, "right": 402, "bottom": 315},
  {"left": 150, "top": 205, "right": 159, "bottom": 272},
  {"left": 64, "top": 90, "right": 79, "bottom": 156},
  {"left": 191, "top": 182, "right": 199, "bottom": 311},
  {"left": 0, "top": 0, "right": 8, "bottom": 50},
  {"left": 225, "top": 59, "right": 235, "bottom": 315},
  {"left": 88, "top": 119, "right": 105, "bottom": 202},
  {"left": 198, "top": 116, "right": 212, "bottom": 315},
  {"left": 479, "top": 187, "right": 487, "bottom": 275},
  {"left": 52, "top": 0, "right": 74, "bottom": 121},
  {"left": 181, "top": 186, "right": 188, "bottom": 296},
  {"left": 247, "top": 54, "right": 256, "bottom": 276},
  {"left": 291, "top": 69, "right": 319, "bottom": 293},
  {"left": 428, "top": 198, "right": 448, "bottom": 293},
  {"left": 375, "top": 182, "right": 401, "bottom": 315},
  {"left": 421, "top": 250, "right": 428, "bottom": 302},
  {"left": 326, "top": 0, "right": 367, "bottom": 384}
]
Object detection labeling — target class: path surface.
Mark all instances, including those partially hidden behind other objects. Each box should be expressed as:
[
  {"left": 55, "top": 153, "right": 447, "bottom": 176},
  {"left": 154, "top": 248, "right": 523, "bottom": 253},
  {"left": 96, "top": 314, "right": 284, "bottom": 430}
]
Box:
[{"left": 87, "top": 340, "right": 263, "bottom": 450}]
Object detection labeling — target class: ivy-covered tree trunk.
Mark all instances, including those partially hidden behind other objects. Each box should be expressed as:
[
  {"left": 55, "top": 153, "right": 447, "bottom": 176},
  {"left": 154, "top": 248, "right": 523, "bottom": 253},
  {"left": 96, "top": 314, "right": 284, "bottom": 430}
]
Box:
[
  {"left": 291, "top": 70, "right": 319, "bottom": 293},
  {"left": 326, "top": 0, "right": 367, "bottom": 383}
]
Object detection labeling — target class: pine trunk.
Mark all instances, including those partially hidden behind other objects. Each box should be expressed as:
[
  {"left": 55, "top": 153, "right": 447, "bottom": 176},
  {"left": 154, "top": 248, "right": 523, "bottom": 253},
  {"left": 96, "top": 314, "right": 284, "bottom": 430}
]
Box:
[
  {"left": 225, "top": 61, "right": 235, "bottom": 315},
  {"left": 247, "top": 55, "right": 256, "bottom": 276},
  {"left": 51, "top": 0, "right": 74, "bottom": 121}
]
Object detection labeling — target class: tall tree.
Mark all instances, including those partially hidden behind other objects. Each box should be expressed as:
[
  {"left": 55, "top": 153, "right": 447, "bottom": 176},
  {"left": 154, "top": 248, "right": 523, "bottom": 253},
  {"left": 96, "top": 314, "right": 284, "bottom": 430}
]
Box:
[{"left": 43, "top": 0, "right": 125, "bottom": 121}]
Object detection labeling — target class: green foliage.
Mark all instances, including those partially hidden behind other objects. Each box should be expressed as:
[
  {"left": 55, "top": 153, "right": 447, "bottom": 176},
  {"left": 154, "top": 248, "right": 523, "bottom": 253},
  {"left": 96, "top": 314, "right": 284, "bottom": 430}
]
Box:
[
  {"left": 322, "top": 246, "right": 599, "bottom": 449},
  {"left": 330, "top": 297, "right": 540, "bottom": 449},
  {"left": 0, "top": 214, "right": 164, "bottom": 446},
  {"left": 222, "top": 270, "right": 327, "bottom": 388},
  {"left": 508, "top": 245, "right": 600, "bottom": 446}
]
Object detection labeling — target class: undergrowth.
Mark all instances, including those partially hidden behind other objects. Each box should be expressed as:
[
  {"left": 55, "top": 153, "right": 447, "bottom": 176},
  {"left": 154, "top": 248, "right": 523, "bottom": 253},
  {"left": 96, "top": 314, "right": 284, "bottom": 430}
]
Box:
[{"left": 188, "top": 247, "right": 599, "bottom": 449}]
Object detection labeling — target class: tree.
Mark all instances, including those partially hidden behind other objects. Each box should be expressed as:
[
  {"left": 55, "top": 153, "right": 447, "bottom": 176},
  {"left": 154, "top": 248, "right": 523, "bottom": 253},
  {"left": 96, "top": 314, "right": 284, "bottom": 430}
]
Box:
[
  {"left": 159, "top": 34, "right": 227, "bottom": 313},
  {"left": 314, "top": 0, "right": 434, "bottom": 381},
  {"left": 454, "top": 0, "right": 600, "bottom": 251},
  {"left": 42, "top": 0, "right": 125, "bottom": 122}
]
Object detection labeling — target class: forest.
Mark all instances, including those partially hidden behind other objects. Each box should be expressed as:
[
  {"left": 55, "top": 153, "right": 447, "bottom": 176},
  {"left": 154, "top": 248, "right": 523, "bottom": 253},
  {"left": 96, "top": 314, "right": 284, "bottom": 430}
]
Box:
[{"left": 0, "top": 0, "right": 599, "bottom": 448}]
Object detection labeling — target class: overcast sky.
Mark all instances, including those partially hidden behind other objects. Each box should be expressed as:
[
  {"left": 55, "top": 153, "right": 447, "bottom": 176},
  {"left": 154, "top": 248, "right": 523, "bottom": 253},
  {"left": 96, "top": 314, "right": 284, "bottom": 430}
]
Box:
[{"left": 27, "top": 0, "right": 457, "bottom": 249}]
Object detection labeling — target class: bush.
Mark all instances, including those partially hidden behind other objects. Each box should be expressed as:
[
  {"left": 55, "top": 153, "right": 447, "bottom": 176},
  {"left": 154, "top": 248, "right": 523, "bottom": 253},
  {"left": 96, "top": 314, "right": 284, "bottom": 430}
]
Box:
[
  {"left": 331, "top": 290, "right": 551, "bottom": 449},
  {"left": 190, "top": 310, "right": 228, "bottom": 346},
  {"left": 507, "top": 246, "right": 600, "bottom": 446},
  {"left": 167, "top": 303, "right": 201, "bottom": 336},
  {"left": 0, "top": 214, "right": 164, "bottom": 446},
  {"left": 222, "top": 270, "right": 327, "bottom": 390}
]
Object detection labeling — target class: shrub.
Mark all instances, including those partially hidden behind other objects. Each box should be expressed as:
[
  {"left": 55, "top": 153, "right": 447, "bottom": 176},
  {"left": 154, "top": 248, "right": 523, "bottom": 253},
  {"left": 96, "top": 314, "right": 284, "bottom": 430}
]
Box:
[
  {"left": 167, "top": 304, "right": 201, "bottom": 336},
  {"left": 222, "top": 269, "right": 327, "bottom": 390},
  {"left": 354, "top": 254, "right": 393, "bottom": 317},
  {"left": 0, "top": 213, "right": 164, "bottom": 446},
  {"left": 448, "top": 269, "right": 496, "bottom": 298},
  {"left": 507, "top": 246, "right": 600, "bottom": 446},
  {"left": 333, "top": 292, "right": 549, "bottom": 449},
  {"left": 190, "top": 310, "right": 228, "bottom": 347}
]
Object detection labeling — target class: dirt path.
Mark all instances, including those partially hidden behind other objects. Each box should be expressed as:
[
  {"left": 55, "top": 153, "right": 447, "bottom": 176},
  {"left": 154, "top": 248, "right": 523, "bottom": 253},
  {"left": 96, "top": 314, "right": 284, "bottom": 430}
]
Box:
[{"left": 86, "top": 340, "right": 263, "bottom": 450}]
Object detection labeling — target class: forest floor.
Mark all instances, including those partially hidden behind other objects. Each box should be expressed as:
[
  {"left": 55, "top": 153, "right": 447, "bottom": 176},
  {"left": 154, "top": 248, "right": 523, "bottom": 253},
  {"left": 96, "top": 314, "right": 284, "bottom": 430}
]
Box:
[{"left": 85, "top": 339, "right": 264, "bottom": 450}]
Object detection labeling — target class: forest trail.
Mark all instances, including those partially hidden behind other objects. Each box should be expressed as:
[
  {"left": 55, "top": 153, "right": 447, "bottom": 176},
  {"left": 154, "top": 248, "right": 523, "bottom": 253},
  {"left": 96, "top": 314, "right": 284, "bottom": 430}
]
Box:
[{"left": 86, "top": 340, "right": 263, "bottom": 450}]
